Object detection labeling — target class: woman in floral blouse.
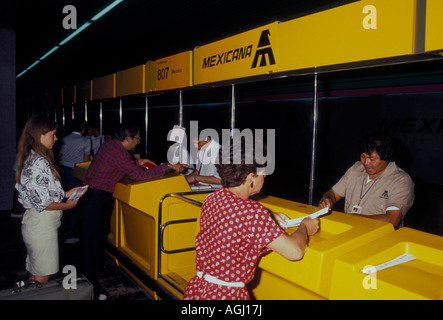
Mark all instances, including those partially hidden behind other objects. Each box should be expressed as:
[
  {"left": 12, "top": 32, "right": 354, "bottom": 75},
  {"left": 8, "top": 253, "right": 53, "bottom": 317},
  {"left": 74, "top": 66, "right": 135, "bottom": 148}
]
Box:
[
  {"left": 184, "top": 136, "right": 319, "bottom": 300},
  {"left": 15, "top": 116, "right": 84, "bottom": 283}
]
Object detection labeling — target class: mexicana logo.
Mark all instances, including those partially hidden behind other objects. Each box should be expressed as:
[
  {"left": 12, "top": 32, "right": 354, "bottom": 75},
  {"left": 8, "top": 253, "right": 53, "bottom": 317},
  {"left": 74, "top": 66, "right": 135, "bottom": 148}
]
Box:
[
  {"left": 201, "top": 29, "right": 275, "bottom": 70},
  {"left": 251, "top": 29, "right": 275, "bottom": 68}
]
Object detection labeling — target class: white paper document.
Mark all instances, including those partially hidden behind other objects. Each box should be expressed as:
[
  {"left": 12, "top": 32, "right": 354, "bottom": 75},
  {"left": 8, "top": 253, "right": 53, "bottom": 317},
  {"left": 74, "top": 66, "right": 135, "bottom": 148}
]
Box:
[
  {"left": 361, "top": 253, "right": 416, "bottom": 274},
  {"left": 191, "top": 185, "right": 214, "bottom": 191},
  {"left": 279, "top": 207, "right": 329, "bottom": 229}
]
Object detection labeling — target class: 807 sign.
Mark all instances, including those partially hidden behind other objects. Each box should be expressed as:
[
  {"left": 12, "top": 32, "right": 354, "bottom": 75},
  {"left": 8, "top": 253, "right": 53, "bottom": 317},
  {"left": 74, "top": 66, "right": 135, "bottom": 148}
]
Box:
[{"left": 157, "top": 67, "right": 170, "bottom": 80}]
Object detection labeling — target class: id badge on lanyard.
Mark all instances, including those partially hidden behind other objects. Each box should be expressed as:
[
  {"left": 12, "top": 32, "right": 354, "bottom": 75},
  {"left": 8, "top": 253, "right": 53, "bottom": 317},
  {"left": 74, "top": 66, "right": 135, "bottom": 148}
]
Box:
[{"left": 353, "top": 176, "right": 378, "bottom": 214}]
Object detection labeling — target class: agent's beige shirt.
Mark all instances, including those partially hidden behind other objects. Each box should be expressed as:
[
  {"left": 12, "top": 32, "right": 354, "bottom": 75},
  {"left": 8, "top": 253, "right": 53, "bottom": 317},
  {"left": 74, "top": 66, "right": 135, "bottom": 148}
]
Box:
[{"left": 333, "top": 161, "right": 415, "bottom": 219}]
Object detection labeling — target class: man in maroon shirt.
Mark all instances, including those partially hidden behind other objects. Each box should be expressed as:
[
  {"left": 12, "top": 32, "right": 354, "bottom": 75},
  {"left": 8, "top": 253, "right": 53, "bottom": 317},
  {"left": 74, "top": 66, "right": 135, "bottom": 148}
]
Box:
[{"left": 77, "top": 124, "right": 184, "bottom": 299}]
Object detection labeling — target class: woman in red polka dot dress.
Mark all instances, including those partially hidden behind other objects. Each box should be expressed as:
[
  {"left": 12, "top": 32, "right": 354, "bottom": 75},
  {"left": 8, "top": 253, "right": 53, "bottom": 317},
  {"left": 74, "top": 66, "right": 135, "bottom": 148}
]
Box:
[{"left": 183, "top": 137, "right": 319, "bottom": 300}]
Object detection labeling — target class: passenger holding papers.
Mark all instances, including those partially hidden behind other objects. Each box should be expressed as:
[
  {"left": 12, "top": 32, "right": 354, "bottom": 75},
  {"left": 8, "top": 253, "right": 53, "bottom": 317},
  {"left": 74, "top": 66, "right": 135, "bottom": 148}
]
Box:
[
  {"left": 77, "top": 124, "right": 185, "bottom": 299},
  {"left": 15, "top": 116, "right": 86, "bottom": 284},
  {"left": 318, "top": 133, "right": 414, "bottom": 229},
  {"left": 184, "top": 136, "right": 319, "bottom": 300}
]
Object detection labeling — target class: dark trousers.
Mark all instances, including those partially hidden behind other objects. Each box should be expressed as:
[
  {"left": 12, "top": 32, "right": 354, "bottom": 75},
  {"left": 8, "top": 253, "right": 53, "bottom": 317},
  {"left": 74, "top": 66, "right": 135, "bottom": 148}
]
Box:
[
  {"left": 61, "top": 166, "right": 83, "bottom": 238},
  {"left": 77, "top": 187, "right": 114, "bottom": 296}
]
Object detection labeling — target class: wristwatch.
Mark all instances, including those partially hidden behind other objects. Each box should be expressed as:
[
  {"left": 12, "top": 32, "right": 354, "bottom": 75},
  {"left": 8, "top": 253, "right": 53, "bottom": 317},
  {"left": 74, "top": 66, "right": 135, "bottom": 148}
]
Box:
[{"left": 194, "top": 175, "right": 198, "bottom": 182}]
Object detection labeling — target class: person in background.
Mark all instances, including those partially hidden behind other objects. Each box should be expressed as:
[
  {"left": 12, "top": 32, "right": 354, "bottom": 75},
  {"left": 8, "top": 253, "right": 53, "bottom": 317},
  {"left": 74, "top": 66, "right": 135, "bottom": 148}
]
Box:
[
  {"left": 58, "top": 119, "right": 90, "bottom": 243},
  {"left": 76, "top": 123, "right": 186, "bottom": 300},
  {"left": 318, "top": 132, "right": 415, "bottom": 229},
  {"left": 15, "top": 116, "right": 85, "bottom": 283},
  {"left": 184, "top": 136, "right": 319, "bottom": 300},
  {"left": 86, "top": 123, "right": 105, "bottom": 158},
  {"left": 186, "top": 136, "right": 222, "bottom": 187}
]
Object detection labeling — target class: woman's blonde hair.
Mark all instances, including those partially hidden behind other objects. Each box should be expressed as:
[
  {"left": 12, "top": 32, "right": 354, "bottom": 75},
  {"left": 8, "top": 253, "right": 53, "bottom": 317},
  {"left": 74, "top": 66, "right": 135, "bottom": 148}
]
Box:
[{"left": 15, "top": 115, "right": 60, "bottom": 183}]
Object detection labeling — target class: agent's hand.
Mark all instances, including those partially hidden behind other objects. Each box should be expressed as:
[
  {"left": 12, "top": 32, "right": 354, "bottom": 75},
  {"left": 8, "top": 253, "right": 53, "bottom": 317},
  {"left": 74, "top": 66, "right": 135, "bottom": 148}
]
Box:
[
  {"left": 318, "top": 190, "right": 341, "bottom": 210},
  {"left": 318, "top": 197, "right": 332, "bottom": 209},
  {"left": 300, "top": 217, "right": 320, "bottom": 236}
]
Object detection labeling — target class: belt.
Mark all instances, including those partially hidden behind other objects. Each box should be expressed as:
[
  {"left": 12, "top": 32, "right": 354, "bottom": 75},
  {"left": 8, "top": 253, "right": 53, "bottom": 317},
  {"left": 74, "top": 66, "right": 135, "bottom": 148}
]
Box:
[{"left": 197, "top": 271, "right": 245, "bottom": 288}]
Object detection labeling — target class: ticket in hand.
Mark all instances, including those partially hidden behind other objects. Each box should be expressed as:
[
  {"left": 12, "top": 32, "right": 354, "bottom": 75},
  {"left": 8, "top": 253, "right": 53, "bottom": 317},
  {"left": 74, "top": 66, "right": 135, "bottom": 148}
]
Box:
[
  {"left": 69, "top": 185, "right": 88, "bottom": 200},
  {"left": 279, "top": 207, "right": 329, "bottom": 228}
]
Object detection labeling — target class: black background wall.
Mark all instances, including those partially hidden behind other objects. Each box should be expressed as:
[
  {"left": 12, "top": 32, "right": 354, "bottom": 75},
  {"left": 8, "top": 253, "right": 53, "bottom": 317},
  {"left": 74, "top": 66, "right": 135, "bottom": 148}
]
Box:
[{"left": 0, "top": 27, "right": 16, "bottom": 211}]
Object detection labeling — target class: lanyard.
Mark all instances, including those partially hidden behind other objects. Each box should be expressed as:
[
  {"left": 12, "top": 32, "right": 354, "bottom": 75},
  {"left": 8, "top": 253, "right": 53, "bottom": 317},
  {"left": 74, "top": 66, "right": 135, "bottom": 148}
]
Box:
[{"left": 358, "top": 176, "right": 378, "bottom": 206}]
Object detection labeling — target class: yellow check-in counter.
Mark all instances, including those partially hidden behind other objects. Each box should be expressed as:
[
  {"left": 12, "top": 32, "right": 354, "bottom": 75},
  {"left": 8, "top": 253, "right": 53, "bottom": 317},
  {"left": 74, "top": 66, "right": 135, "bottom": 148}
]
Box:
[
  {"left": 112, "top": 174, "right": 211, "bottom": 299},
  {"left": 250, "top": 196, "right": 395, "bottom": 299},
  {"left": 329, "top": 227, "right": 443, "bottom": 300}
]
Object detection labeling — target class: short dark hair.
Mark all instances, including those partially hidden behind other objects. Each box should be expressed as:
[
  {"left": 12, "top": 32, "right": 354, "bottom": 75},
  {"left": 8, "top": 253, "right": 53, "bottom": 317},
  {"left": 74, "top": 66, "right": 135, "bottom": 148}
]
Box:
[
  {"left": 359, "top": 132, "right": 394, "bottom": 161},
  {"left": 216, "top": 136, "right": 267, "bottom": 188},
  {"left": 114, "top": 124, "right": 139, "bottom": 141},
  {"left": 69, "top": 119, "right": 86, "bottom": 133}
]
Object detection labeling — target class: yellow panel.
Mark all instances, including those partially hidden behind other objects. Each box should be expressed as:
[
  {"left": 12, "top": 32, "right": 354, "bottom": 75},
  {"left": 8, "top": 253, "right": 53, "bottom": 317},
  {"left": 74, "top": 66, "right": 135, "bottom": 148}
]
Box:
[
  {"left": 144, "top": 61, "right": 156, "bottom": 92},
  {"left": 159, "top": 193, "right": 208, "bottom": 279},
  {"left": 425, "top": 0, "right": 443, "bottom": 52},
  {"left": 330, "top": 227, "right": 443, "bottom": 300},
  {"left": 255, "top": 195, "right": 394, "bottom": 299},
  {"left": 115, "top": 64, "right": 145, "bottom": 97},
  {"left": 277, "top": 0, "right": 416, "bottom": 71},
  {"left": 162, "top": 203, "right": 199, "bottom": 251},
  {"left": 93, "top": 73, "right": 115, "bottom": 100},
  {"left": 194, "top": 22, "right": 280, "bottom": 84},
  {"left": 251, "top": 269, "right": 325, "bottom": 300},
  {"left": 76, "top": 80, "right": 92, "bottom": 102},
  {"left": 147, "top": 51, "right": 193, "bottom": 91},
  {"left": 73, "top": 161, "right": 90, "bottom": 182},
  {"left": 119, "top": 203, "right": 157, "bottom": 278}
]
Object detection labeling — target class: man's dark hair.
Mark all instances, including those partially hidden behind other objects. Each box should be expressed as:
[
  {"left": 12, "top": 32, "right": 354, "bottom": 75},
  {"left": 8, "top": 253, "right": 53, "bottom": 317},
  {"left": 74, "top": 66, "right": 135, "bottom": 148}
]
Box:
[
  {"left": 114, "top": 124, "right": 139, "bottom": 141},
  {"left": 359, "top": 132, "right": 394, "bottom": 161},
  {"left": 69, "top": 119, "right": 86, "bottom": 133}
]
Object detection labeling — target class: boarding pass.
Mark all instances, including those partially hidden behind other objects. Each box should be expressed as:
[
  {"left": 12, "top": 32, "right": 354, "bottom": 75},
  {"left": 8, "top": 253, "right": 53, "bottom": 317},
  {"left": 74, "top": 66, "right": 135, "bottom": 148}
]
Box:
[
  {"left": 279, "top": 207, "right": 329, "bottom": 229},
  {"left": 361, "top": 253, "right": 416, "bottom": 274}
]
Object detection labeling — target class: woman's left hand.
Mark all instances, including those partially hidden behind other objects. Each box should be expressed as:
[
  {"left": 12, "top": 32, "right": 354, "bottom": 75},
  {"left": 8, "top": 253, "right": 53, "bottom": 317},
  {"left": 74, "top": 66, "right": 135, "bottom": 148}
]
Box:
[
  {"left": 65, "top": 186, "right": 85, "bottom": 199},
  {"left": 65, "top": 198, "right": 80, "bottom": 210}
]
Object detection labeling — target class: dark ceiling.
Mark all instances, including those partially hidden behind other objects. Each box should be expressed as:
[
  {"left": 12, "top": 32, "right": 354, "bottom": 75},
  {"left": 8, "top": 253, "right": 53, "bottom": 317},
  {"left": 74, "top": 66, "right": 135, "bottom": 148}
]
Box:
[{"left": 1, "top": 0, "right": 355, "bottom": 96}]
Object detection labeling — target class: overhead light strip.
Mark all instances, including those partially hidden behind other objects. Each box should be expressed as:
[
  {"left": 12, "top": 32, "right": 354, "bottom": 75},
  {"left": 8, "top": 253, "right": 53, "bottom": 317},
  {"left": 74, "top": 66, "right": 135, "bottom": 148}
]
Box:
[
  {"left": 91, "top": 0, "right": 124, "bottom": 21},
  {"left": 58, "top": 21, "right": 92, "bottom": 46},
  {"left": 16, "top": 0, "right": 125, "bottom": 79},
  {"left": 40, "top": 45, "right": 60, "bottom": 60}
]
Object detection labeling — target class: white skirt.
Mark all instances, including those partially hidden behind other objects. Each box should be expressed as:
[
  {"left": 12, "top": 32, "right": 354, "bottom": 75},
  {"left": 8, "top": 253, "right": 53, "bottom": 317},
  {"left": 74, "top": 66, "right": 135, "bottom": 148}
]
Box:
[{"left": 21, "top": 208, "right": 62, "bottom": 276}]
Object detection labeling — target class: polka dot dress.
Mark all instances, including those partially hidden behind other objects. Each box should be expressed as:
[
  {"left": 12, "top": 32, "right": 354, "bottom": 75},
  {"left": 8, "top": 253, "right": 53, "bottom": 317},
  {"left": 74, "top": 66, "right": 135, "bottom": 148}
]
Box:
[{"left": 183, "top": 187, "right": 284, "bottom": 300}]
